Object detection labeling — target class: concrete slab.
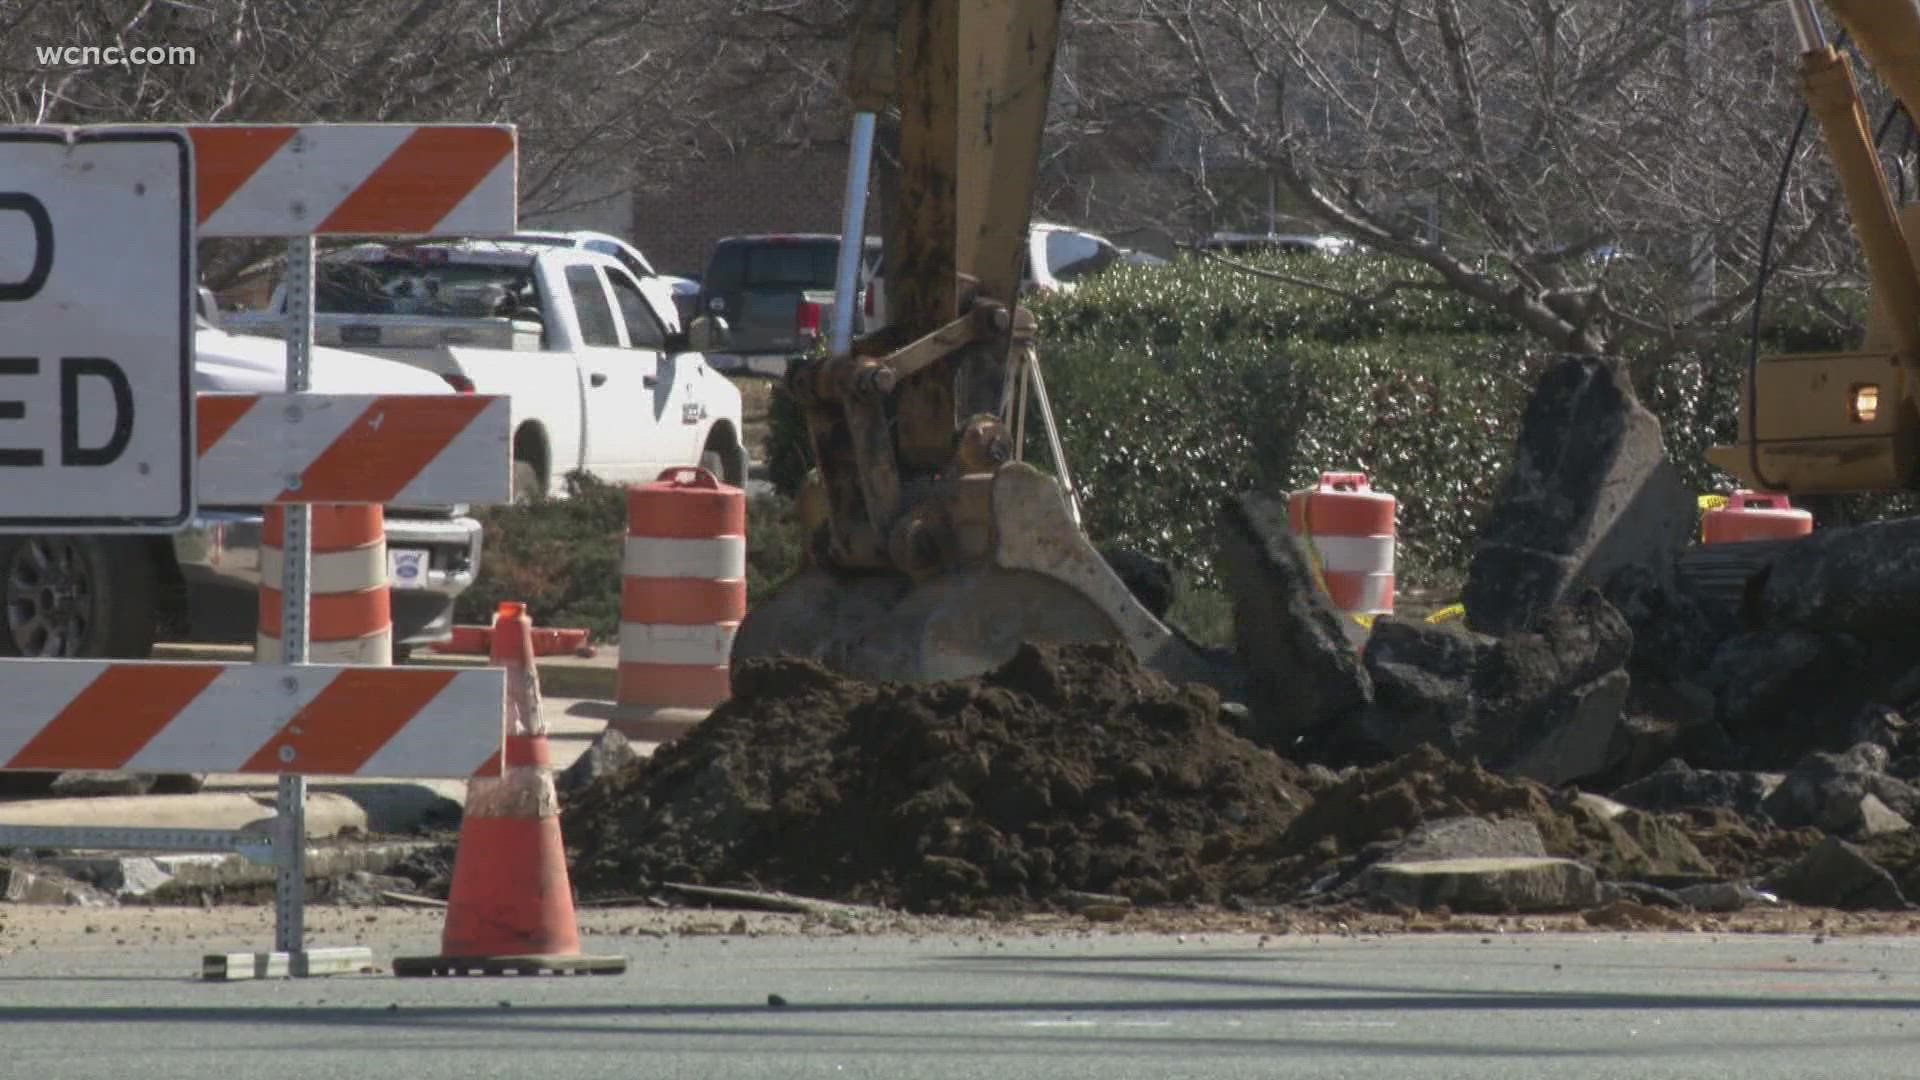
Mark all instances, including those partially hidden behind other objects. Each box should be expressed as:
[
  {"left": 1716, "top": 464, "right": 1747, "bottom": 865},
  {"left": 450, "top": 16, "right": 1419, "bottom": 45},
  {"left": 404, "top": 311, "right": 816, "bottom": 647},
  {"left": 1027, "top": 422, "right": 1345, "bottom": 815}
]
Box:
[
  {"left": 48, "top": 840, "right": 441, "bottom": 899},
  {"left": 0, "top": 791, "right": 365, "bottom": 838},
  {"left": 1362, "top": 856, "right": 1604, "bottom": 913}
]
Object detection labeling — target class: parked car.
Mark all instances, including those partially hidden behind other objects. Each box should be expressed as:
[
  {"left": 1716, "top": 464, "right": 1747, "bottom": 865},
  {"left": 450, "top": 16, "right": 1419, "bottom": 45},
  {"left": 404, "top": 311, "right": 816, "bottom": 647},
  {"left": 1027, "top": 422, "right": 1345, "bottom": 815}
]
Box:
[
  {"left": 696, "top": 233, "right": 883, "bottom": 374},
  {"left": 856, "top": 222, "right": 1126, "bottom": 336},
  {"left": 1194, "top": 231, "right": 1354, "bottom": 257},
  {"left": 0, "top": 316, "right": 485, "bottom": 660},
  {"left": 225, "top": 239, "right": 747, "bottom": 500}
]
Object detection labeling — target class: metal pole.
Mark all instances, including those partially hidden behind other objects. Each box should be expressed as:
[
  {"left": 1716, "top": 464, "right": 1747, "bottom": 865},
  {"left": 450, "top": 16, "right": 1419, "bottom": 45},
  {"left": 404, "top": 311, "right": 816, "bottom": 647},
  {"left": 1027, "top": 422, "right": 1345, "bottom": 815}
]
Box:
[
  {"left": 1786, "top": 0, "right": 1827, "bottom": 53},
  {"left": 1025, "top": 349, "right": 1082, "bottom": 530},
  {"left": 830, "top": 112, "right": 879, "bottom": 355},
  {"left": 274, "top": 236, "right": 315, "bottom": 957}
]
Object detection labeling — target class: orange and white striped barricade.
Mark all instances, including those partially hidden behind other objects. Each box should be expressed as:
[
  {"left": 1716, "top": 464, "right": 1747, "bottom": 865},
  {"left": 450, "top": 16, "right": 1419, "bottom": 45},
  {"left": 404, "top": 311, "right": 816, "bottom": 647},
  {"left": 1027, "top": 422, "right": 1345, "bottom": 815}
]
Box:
[
  {"left": 0, "top": 663, "right": 504, "bottom": 778},
  {"left": 0, "top": 122, "right": 520, "bottom": 981},
  {"left": 1288, "top": 471, "right": 1397, "bottom": 647},
  {"left": 189, "top": 124, "right": 516, "bottom": 238},
  {"left": 196, "top": 393, "right": 511, "bottom": 507},
  {"left": 1702, "top": 490, "right": 1814, "bottom": 544},
  {"left": 614, "top": 467, "right": 746, "bottom": 741},
  {"left": 257, "top": 505, "right": 391, "bottom": 665}
]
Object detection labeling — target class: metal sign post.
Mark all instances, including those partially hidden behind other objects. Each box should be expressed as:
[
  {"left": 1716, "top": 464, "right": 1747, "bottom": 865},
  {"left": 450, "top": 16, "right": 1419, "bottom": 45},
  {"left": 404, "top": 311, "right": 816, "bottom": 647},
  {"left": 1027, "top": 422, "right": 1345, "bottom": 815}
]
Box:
[{"left": 275, "top": 235, "right": 315, "bottom": 963}]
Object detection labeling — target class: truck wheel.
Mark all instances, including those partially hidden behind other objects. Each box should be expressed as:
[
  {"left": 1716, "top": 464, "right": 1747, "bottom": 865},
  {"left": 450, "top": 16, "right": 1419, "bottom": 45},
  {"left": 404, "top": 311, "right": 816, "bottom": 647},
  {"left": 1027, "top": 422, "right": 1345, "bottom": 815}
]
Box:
[
  {"left": 0, "top": 535, "right": 157, "bottom": 659},
  {"left": 512, "top": 460, "right": 543, "bottom": 503}
]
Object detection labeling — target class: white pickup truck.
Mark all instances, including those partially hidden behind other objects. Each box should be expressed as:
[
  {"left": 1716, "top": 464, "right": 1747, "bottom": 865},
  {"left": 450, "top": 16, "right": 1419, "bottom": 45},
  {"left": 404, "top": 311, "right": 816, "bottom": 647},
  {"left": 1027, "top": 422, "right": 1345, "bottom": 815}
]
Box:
[
  {"left": 226, "top": 241, "right": 747, "bottom": 498},
  {"left": 0, "top": 313, "right": 484, "bottom": 661}
]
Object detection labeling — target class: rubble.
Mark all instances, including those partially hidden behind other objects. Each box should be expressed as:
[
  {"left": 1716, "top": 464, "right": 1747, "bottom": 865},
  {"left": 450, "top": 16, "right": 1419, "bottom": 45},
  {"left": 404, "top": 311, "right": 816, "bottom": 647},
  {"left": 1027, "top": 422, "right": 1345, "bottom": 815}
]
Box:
[
  {"left": 1359, "top": 590, "right": 1633, "bottom": 786},
  {"left": 0, "top": 859, "right": 112, "bottom": 906},
  {"left": 1381, "top": 817, "right": 1549, "bottom": 863},
  {"left": 1763, "top": 837, "right": 1910, "bottom": 911},
  {"left": 1462, "top": 355, "right": 1697, "bottom": 636},
  {"left": 557, "top": 729, "right": 642, "bottom": 797},
  {"left": 1611, "top": 758, "right": 1776, "bottom": 819},
  {"left": 1761, "top": 745, "right": 1920, "bottom": 837},
  {"left": 1217, "top": 493, "right": 1372, "bottom": 750},
  {"left": 1361, "top": 857, "right": 1603, "bottom": 914},
  {"left": 1753, "top": 518, "right": 1920, "bottom": 638}
]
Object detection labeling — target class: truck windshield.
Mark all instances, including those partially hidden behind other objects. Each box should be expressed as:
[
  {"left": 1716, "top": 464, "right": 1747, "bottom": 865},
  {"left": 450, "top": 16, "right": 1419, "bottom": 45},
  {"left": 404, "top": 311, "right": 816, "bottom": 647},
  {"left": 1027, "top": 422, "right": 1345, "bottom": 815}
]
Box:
[{"left": 314, "top": 259, "right": 539, "bottom": 319}]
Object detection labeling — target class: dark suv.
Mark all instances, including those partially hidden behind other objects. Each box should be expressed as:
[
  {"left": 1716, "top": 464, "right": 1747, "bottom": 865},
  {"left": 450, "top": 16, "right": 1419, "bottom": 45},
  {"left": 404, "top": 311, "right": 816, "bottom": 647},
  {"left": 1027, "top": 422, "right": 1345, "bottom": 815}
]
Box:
[{"left": 696, "top": 234, "right": 882, "bottom": 363}]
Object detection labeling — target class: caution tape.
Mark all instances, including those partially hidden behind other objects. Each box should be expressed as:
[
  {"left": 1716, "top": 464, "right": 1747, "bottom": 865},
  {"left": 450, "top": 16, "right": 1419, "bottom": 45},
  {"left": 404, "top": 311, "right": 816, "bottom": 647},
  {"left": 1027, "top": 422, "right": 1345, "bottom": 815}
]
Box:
[{"left": 1425, "top": 603, "right": 1466, "bottom": 625}]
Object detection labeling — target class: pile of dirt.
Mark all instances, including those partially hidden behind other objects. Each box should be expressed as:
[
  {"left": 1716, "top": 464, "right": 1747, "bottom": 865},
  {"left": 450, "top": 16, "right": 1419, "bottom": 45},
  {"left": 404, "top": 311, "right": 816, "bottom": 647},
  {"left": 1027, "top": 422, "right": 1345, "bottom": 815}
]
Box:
[
  {"left": 564, "top": 642, "right": 1314, "bottom": 913},
  {"left": 563, "top": 641, "right": 1834, "bottom": 915}
]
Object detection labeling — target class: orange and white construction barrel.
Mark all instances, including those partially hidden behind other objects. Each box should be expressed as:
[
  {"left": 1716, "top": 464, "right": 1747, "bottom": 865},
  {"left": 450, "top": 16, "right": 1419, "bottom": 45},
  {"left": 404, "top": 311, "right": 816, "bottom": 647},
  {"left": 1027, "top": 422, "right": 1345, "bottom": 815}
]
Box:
[
  {"left": 1701, "top": 490, "right": 1813, "bottom": 544},
  {"left": 1288, "top": 471, "right": 1396, "bottom": 646},
  {"left": 257, "top": 504, "right": 392, "bottom": 665},
  {"left": 615, "top": 467, "right": 746, "bottom": 738}
]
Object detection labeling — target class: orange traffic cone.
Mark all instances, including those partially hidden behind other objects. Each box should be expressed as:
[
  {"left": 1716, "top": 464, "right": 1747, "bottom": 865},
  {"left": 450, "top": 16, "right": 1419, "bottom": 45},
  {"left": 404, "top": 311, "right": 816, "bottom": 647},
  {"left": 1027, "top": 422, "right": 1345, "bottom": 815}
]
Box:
[{"left": 393, "top": 602, "right": 626, "bottom": 977}]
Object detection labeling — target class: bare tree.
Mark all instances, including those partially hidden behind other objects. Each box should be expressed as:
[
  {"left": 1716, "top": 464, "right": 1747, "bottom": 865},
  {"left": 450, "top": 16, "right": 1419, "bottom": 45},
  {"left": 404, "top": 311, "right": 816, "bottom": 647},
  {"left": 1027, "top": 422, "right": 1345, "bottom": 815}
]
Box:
[
  {"left": 1114, "top": 0, "right": 1878, "bottom": 374},
  {"left": 2, "top": 0, "right": 721, "bottom": 283}
]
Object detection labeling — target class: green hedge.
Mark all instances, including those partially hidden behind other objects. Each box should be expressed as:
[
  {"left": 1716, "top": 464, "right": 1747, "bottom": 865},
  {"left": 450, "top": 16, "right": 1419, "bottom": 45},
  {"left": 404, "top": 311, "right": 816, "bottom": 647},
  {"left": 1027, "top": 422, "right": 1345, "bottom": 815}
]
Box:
[
  {"left": 457, "top": 472, "right": 802, "bottom": 642},
  {"left": 765, "top": 255, "right": 1867, "bottom": 595}
]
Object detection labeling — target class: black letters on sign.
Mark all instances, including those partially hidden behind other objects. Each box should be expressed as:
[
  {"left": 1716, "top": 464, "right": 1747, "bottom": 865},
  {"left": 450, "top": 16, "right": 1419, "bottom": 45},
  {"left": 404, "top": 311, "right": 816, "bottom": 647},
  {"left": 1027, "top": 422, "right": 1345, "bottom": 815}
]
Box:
[
  {"left": 0, "top": 356, "right": 42, "bottom": 466},
  {"left": 0, "top": 193, "right": 54, "bottom": 302},
  {"left": 61, "top": 357, "right": 133, "bottom": 466}
]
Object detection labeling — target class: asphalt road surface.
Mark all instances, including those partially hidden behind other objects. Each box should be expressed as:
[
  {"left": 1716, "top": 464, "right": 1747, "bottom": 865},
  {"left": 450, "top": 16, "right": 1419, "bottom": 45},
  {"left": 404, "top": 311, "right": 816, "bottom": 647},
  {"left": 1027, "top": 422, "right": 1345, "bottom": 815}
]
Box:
[{"left": 4, "top": 915, "right": 1919, "bottom": 1079}]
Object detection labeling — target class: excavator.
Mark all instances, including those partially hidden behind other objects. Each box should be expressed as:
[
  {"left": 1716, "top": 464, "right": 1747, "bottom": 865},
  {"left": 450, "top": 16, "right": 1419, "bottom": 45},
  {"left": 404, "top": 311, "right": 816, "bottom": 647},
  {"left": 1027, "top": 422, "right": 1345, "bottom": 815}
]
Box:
[
  {"left": 731, "top": 0, "right": 1920, "bottom": 686},
  {"left": 727, "top": 0, "right": 1224, "bottom": 685},
  {"left": 1710, "top": 0, "right": 1920, "bottom": 494}
]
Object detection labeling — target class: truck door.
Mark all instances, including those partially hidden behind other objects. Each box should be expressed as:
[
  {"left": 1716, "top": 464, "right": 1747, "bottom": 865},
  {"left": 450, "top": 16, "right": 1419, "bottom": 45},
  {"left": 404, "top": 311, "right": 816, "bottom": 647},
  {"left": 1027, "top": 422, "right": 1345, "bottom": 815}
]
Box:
[
  {"left": 605, "top": 267, "right": 684, "bottom": 476},
  {"left": 568, "top": 264, "right": 656, "bottom": 483}
]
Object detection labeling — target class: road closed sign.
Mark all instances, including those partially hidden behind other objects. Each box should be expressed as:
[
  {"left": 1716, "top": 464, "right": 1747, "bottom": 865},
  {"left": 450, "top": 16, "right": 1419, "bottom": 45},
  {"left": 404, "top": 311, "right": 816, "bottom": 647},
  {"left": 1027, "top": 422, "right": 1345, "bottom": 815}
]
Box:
[{"left": 0, "top": 127, "right": 194, "bottom": 531}]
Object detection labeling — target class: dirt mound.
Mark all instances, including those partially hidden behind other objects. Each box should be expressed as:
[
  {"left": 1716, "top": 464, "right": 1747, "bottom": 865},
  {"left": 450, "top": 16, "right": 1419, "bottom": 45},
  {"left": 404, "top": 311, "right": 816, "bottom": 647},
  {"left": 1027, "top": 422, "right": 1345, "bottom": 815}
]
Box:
[{"left": 564, "top": 642, "right": 1313, "bottom": 913}]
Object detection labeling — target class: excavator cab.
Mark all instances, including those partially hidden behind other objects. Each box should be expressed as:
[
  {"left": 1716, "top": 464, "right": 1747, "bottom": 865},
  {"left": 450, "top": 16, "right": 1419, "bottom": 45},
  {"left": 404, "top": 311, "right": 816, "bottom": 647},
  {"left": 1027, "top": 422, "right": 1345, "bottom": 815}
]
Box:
[
  {"left": 1709, "top": 0, "right": 1920, "bottom": 493},
  {"left": 729, "top": 0, "right": 1221, "bottom": 685}
]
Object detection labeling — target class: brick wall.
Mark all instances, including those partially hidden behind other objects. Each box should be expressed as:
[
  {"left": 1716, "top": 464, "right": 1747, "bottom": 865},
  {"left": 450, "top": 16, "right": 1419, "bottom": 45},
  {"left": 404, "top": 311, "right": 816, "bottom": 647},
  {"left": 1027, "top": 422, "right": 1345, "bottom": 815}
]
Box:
[{"left": 632, "top": 149, "right": 878, "bottom": 279}]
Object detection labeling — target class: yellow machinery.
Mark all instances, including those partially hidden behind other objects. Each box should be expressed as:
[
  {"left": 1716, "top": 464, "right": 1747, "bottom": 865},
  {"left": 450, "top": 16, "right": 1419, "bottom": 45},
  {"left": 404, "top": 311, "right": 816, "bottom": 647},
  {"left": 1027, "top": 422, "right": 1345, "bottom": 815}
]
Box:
[
  {"left": 1710, "top": 0, "right": 1920, "bottom": 492},
  {"left": 729, "top": 0, "right": 1220, "bottom": 683}
]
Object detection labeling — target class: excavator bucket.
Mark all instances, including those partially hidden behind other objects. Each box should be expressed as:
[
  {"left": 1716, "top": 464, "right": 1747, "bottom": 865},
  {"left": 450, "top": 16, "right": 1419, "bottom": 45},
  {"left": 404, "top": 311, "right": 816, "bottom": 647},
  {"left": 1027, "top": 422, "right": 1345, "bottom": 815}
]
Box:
[
  {"left": 730, "top": 0, "right": 1236, "bottom": 690},
  {"left": 732, "top": 465, "right": 1232, "bottom": 688}
]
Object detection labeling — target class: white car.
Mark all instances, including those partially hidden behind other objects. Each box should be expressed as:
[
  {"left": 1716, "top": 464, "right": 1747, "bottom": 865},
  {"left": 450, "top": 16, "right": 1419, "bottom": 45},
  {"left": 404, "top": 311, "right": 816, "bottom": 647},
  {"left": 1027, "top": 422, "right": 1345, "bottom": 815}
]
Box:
[{"left": 857, "top": 222, "right": 1127, "bottom": 335}]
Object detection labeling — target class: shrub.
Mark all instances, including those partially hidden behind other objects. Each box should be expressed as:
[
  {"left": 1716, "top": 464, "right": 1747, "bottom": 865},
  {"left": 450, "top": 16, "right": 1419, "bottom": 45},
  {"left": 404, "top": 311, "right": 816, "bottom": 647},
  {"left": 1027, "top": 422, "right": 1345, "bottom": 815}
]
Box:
[
  {"left": 763, "top": 253, "right": 1886, "bottom": 600},
  {"left": 459, "top": 472, "right": 803, "bottom": 641}
]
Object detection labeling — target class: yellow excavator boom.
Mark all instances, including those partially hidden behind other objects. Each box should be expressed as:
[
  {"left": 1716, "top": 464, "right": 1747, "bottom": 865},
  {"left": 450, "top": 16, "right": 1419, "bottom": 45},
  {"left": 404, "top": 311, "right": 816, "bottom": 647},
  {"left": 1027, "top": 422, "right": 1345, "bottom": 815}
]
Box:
[
  {"left": 729, "top": 0, "right": 1226, "bottom": 687},
  {"left": 1709, "top": 0, "right": 1920, "bottom": 493}
]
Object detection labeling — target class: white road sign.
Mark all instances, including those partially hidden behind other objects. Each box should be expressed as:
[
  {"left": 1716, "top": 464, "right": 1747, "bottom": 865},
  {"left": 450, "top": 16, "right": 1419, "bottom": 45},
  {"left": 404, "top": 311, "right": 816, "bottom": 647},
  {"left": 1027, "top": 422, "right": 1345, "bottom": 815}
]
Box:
[{"left": 0, "top": 127, "right": 194, "bottom": 531}]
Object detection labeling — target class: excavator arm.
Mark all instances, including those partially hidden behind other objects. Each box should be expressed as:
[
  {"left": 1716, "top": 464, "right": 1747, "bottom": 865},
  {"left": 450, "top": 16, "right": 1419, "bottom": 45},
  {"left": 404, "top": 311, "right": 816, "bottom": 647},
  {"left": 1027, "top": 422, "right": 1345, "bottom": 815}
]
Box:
[
  {"left": 1710, "top": 0, "right": 1920, "bottom": 492},
  {"left": 729, "top": 0, "right": 1224, "bottom": 686}
]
